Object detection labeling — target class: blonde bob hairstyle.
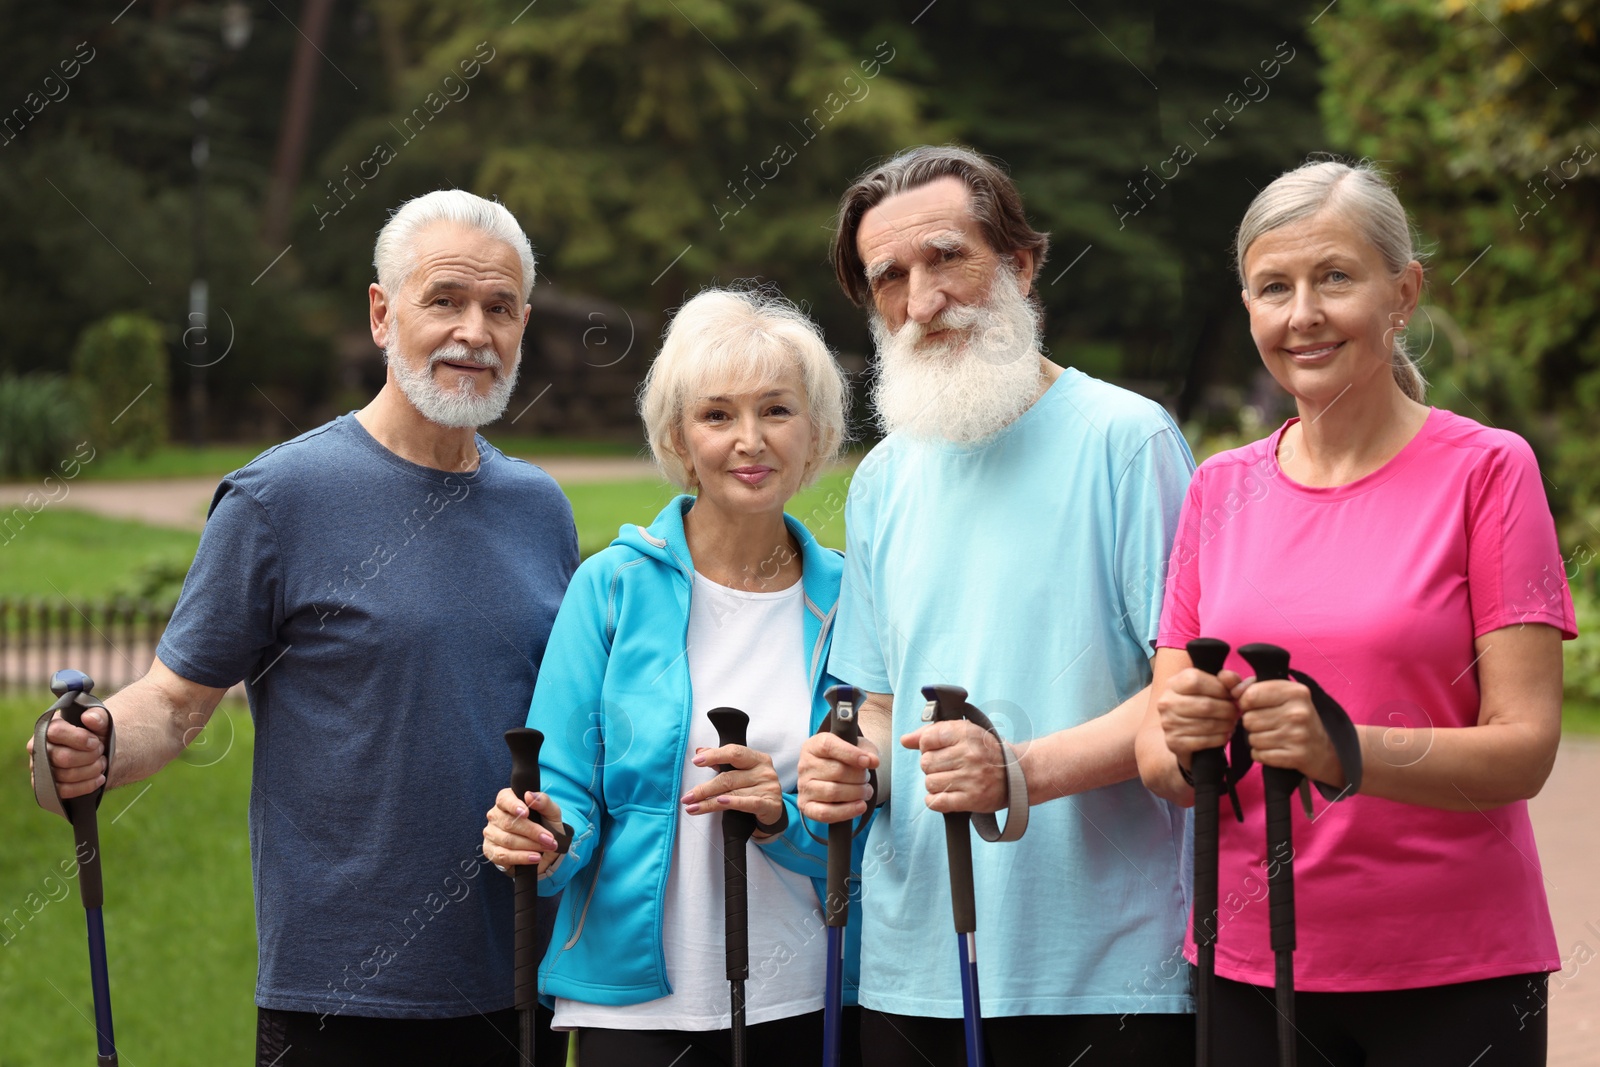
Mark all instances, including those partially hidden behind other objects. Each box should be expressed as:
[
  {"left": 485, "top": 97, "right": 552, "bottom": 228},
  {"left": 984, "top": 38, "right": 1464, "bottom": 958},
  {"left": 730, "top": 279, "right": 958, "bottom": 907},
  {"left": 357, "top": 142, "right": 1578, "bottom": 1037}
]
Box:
[
  {"left": 1235, "top": 159, "right": 1429, "bottom": 403},
  {"left": 640, "top": 286, "right": 850, "bottom": 491}
]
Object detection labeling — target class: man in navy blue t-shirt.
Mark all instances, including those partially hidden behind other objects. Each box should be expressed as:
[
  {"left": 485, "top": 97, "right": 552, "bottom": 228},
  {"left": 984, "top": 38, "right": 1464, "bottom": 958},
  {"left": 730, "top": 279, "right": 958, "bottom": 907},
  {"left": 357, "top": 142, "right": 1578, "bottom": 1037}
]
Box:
[{"left": 33, "top": 190, "right": 579, "bottom": 1066}]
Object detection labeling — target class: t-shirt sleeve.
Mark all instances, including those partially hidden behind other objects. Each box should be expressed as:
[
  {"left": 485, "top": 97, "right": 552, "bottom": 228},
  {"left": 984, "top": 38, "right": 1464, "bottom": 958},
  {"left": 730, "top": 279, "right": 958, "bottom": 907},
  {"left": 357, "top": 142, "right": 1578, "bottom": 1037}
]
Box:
[
  {"left": 1155, "top": 466, "right": 1206, "bottom": 651},
  {"left": 1114, "top": 425, "right": 1196, "bottom": 658},
  {"left": 1466, "top": 435, "right": 1577, "bottom": 640},
  {"left": 155, "top": 481, "right": 285, "bottom": 688},
  {"left": 826, "top": 476, "right": 892, "bottom": 694}
]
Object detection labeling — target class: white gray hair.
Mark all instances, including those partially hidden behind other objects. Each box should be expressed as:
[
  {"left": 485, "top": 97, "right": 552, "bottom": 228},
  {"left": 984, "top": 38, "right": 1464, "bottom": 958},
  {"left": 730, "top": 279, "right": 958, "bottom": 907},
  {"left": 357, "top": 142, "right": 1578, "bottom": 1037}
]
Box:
[
  {"left": 373, "top": 189, "right": 537, "bottom": 301},
  {"left": 1235, "top": 160, "right": 1428, "bottom": 403},
  {"left": 639, "top": 286, "right": 850, "bottom": 490}
]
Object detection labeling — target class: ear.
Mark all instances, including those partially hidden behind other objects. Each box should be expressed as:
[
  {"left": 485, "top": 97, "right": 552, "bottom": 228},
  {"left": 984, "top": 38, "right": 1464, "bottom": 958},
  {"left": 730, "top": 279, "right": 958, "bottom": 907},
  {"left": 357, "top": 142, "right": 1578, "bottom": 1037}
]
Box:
[
  {"left": 670, "top": 426, "right": 695, "bottom": 487},
  {"left": 1240, "top": 287, "right": 1251, "bottom": 311},
  {"left": 369, "top": 283, "right": 392, "bottom": 349},
  {"left": 1396, "top": 260, "right": 1423, "bottom": 318},
  {"left": 521, "top": 303, "right": 532, "bottom": 328},
  {"left": 1011, "top": 248, "right": 1037, "bottom": 297}
]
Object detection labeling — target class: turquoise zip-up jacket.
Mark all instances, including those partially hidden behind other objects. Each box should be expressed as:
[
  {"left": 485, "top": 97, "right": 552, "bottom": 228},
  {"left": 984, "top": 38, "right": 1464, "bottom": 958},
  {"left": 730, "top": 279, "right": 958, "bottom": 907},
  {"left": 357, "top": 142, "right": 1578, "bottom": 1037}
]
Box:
[{"left": 531, "top": 495, "right": 868, "bottom": 1008}]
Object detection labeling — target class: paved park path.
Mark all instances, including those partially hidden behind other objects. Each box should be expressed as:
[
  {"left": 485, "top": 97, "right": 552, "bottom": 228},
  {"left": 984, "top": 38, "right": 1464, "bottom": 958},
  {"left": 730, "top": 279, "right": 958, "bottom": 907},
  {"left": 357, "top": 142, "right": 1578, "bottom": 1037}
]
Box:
[
  {"left": 0, "top": 457, "right": 660, "bottom": 531},
  {"left": 1531, "top": 736, "right": 1600, "bottom": 1067},
  {"left": 6, "top": 467, "right": 1598, "bottom": 1064}
]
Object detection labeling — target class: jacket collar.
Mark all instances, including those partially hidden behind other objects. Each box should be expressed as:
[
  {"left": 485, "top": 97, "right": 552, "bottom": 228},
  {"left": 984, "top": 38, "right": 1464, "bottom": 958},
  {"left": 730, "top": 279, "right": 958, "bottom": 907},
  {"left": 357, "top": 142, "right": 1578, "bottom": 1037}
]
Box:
[{"left": 615, "top": 495, "right": 843, "bottom": 683}]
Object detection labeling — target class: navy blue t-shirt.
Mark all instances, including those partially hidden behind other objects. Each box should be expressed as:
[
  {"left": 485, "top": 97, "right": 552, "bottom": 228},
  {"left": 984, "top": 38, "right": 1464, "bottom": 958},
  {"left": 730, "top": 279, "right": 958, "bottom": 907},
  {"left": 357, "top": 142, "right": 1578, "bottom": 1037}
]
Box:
[{"left": 156, "top": 414, "right": 578, "bottom": 1018}]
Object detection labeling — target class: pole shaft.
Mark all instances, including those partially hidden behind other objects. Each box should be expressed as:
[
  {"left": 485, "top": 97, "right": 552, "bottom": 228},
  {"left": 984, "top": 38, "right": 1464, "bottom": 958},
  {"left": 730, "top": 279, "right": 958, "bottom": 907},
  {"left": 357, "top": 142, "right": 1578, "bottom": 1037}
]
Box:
[
  {"left": 730, "top": 979, "right": 747, "bottom": 1067},
  {"left": 85, "top": 908, "right": 116, "bottom": 1063},
  {"left": 1276, "top": 952, "right": 1296, "bottom": 1067},
  {"left": 823, "top": 927, "right": 844, "bottom": 1067},
  {"left": 1239, "top": 644, "right": 1298, "bottom": 1067},
  {"left": 504, "top": 727, "right": 546, "bottom": 1065},
  {"left": 959, "top": 932, "right": 986, "bottom": 1067}
]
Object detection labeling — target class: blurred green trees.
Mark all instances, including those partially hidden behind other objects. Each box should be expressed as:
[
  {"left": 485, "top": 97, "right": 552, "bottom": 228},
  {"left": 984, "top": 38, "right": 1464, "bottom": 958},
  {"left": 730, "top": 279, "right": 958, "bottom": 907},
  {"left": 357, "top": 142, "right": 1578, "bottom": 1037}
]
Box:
[
  {"left": 0, "top": 0, "right": 1595, "bottom": 538},
  {"left": 1315, "top": 0, "right": 1600, "bottom": 543}
]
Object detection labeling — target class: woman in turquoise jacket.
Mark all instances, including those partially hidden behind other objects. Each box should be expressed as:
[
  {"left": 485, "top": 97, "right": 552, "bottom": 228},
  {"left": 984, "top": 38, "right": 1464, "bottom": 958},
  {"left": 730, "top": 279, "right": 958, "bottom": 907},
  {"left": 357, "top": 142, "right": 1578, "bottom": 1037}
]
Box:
[{"left": 484, "top": 286, "right": 870, "bottom": 1067}]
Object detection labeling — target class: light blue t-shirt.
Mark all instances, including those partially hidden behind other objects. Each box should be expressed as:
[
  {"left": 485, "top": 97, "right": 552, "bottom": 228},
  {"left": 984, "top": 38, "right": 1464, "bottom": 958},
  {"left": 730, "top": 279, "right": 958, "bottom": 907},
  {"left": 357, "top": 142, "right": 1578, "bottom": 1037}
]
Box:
[{"left": 830, "top": 368, "right": 1195, "bottom": 1018}]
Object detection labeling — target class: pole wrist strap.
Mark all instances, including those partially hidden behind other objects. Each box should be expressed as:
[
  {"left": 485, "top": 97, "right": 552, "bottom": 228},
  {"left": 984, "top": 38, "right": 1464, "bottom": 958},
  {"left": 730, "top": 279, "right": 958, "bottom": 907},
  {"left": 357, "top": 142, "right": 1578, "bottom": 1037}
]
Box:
[{"left": 32, "top": 695, "right": 114, "bottom": 822}]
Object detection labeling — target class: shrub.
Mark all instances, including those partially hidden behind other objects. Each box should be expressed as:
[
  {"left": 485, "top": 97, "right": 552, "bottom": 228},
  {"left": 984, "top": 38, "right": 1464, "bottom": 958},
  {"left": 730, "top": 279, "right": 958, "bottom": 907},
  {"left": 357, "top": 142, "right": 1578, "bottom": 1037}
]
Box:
[
  {"left": 0, "top": 374, "right": 81, "bottom": 480},
  {"left": 71, "top": 312, "right": 169, "bottom": 459},
  {"left": 1566, "top": 582, "right": 1600, "bottom": 707}
]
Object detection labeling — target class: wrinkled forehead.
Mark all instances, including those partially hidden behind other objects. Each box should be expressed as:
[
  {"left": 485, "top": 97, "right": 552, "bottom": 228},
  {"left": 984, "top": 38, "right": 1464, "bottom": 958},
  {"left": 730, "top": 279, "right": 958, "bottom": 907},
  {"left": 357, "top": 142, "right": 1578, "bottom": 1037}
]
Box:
[
  {"left": 1242, "top": 209, "right": 1381, "bottom": 278},
  {"left": 406, "top": 222, "right": 525, "bottom": 296},
  {"left": 857, "top": 178, "right": 986, "bottom": 263}
]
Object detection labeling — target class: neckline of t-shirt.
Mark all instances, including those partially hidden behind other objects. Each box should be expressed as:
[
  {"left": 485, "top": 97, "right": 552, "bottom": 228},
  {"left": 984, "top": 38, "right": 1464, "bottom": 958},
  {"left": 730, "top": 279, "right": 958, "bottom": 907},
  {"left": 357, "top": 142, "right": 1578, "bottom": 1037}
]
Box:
[
  {"left": 692, "top": 570, "right": 804, "bottom": 600},
  {"left": 1266, "top": 406, "right": 1440, "bottom": 500},
  {"left": 914, "top": 364, "right": 1079, "bottom": 456},
  {"left": 338, "top": 412, "right": 497, "bottom": 487}
]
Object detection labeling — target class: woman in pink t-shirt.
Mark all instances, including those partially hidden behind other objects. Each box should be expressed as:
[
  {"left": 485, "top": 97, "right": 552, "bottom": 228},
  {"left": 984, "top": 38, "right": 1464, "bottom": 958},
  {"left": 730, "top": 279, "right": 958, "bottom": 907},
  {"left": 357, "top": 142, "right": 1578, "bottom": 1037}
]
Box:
[{"left": 1137, "top": 160, "right": 1576, "bottom": 1066}]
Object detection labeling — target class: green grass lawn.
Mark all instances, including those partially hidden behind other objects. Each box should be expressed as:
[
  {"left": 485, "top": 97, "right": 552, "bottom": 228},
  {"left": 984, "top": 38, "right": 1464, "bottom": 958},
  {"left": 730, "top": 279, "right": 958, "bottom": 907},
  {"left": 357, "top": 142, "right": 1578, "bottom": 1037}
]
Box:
[
  {"left": 77, "top": 434, "right": 642, "bottom": 482},
  {"left": 0, "top": 510, "right": 201, "bottom": 603},
  {"left": 0, "top": 698, "right": 584, "bottom": 1067},
  {"left": 0, "top": 471, "right": 852, "bottom": 607},
  {"left": 565, "top": 469, "right": 851, "bottom": 557},
  {"left": 0, "top": 694, "right": 257, "bottom": 1066}
]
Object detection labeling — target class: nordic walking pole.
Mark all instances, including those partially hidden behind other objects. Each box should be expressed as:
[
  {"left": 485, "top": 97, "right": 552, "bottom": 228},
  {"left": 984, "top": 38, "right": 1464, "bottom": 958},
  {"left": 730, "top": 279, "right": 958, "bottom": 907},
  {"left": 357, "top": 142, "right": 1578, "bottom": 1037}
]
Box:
[
  {"left": 1237, "top": 644, "right": 1300, "bottom": 1067},
  {"left": 38, "top": 669, "right": 118, "bottom": 1066},
  {"left": 504, "top": 727, "right": 547, "bottom": 1065},
  {"left": 709, "top": 707, "right": 758, "bottom": 1067},
  {"left": 822, "top": 685, "right": 866, "bottom": 1067},
  {"left": 921, "top": 685, "right": 988, "bottom": 1067},
  {"left": 1185, "top": 638, "right": 1231, "bottom": 1067}
]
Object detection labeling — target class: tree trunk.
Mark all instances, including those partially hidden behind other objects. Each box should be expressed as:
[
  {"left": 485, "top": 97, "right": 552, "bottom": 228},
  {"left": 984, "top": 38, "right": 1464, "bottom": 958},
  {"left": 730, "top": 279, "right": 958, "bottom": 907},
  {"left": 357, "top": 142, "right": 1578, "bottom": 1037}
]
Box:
[{"left": 260, "top": 0, "right": 337, "bottom": 248}]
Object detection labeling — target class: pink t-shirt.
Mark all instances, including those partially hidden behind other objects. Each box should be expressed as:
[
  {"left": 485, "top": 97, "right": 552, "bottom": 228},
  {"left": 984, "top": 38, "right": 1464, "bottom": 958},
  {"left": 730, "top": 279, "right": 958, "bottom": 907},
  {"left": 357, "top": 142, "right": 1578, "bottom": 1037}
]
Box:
[{"left": 1158, "top": 407, "right": 1575, "bottom": 992}]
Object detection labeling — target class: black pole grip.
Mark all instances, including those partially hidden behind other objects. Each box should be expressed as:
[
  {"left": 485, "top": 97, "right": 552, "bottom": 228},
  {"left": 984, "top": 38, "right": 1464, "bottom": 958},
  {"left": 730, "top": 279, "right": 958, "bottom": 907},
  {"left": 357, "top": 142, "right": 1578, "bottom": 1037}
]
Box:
[
  {"left": 1185, "top": 639, "right": 1229, "bottom": 950},
  {"left": 1262, "top": 780, "right": 1297, "bottom": 954},
  {"left": 1186, "top": 637, "right": 1230, "bottom": 678},
  {"left": 506, "top": 726, "right": 544, "bottom": 803},
  {"left": 1187, "top": 639, "right": 1230, "bottom": 1067},
  {"left": 503, "top": 727, "right": 545, "bottom": 1017},
  {"left": 1237, "top": 644, "right": 1298, "bottom": 955},
  {"left": 708, "top": 708, "right": 754, "bottom": 982},
  {"left": 923, "top": 686, "right": 978, "bottom": 936},
  {"left": 1190, "top": 748, "right": 1224, "bottom": 944},
  {"left": 825, "top": 686, "right": 863, "bottom": 929},
  {"left": 941, "top": 812, "right": 977, "bottom": 935},
  {"left": 56, "top": 693, "right": 106, "bottom": 910}
]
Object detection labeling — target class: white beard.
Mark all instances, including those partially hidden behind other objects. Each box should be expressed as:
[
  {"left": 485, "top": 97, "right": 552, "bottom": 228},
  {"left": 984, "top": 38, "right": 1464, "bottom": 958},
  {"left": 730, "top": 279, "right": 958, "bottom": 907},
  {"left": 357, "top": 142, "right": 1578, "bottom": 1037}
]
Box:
[
  {"left": 868, "top": 268, "right": 1045, "bottom": 444},
  {"left": 386, "top": 340, "right": 519, "bottom": 429}
]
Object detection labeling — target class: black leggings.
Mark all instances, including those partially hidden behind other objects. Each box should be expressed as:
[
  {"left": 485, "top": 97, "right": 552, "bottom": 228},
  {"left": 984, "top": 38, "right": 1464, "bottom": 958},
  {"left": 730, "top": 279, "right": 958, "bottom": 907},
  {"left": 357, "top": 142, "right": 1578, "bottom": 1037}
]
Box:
[
  {"left": 859, "top": 1007, "right": 1195, "bottom": 1066},
  {"left": 1208, "top": 970, "right": 1549, "bottom": 1066},
  {"left": 255, "top": 1005, "right": 553, "bottom": 1067},
  {"left": 576, "top": 1008, "right": 861, "bottom": 1067}
]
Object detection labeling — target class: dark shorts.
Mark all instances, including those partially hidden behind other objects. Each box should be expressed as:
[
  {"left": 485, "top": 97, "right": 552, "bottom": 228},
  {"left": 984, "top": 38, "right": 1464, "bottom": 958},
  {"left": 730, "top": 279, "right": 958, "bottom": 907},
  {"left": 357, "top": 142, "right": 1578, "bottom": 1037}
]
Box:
[
  {"left": 859, "top": 1006, "right": 1195, "bottom": 1066},
  {"left": 574, "top": 1008, "right": 859, "bottom": 1067},
  {"left": 255, "top": 1004, "right": 565, "bottom": 1067},
  {"left": 1207, "top": 969, "right": 1549, "bottom": 1067}
]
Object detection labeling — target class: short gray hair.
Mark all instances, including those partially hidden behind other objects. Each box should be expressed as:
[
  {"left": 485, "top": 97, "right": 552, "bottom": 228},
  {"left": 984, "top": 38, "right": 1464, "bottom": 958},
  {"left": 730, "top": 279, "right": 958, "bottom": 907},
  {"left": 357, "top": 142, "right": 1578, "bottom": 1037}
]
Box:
[
  {"left": 1235, "top": 160, "right": 1428, "bottom": 403},
  {"left": 373, "top": 189, "right": 537, "bottom": 301},
  {"left": 640, "top": 286, "right": 850, "bottom": 491}
]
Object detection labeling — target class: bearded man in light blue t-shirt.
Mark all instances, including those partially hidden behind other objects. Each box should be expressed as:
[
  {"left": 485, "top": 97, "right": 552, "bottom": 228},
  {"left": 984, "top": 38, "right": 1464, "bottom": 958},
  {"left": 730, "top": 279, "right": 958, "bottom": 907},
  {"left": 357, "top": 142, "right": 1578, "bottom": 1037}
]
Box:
[{"left": 797, "top": 145, "right": 1196, "bottom": 1066}]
